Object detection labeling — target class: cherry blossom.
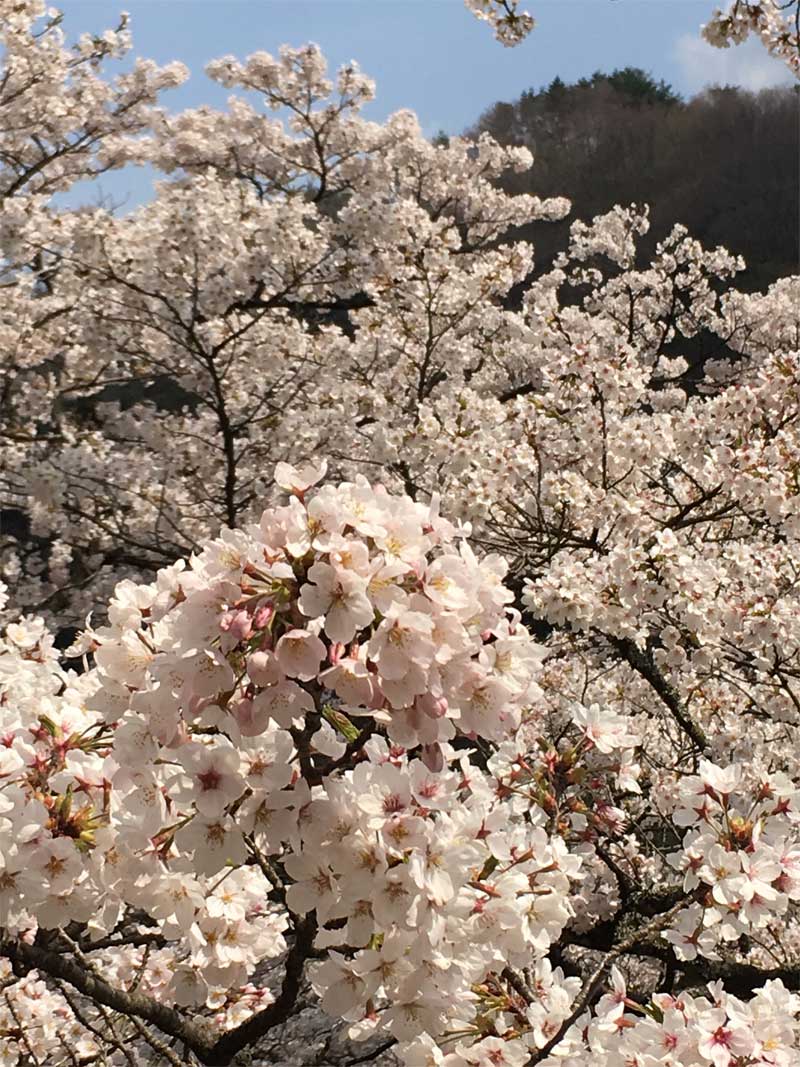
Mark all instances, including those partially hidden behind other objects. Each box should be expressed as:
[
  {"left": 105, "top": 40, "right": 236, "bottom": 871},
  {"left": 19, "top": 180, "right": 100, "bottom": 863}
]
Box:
[{"left": 0, "top": 1, "right": 799, "bottom": 1063}]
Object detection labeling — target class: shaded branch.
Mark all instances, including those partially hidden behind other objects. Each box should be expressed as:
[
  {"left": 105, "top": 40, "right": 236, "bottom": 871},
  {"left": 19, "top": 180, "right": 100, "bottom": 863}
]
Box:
[
  {"left": 3, "top": 914, "right": 318, "bottom": 1066},
  {"left": 607, "top": 634, "right": 710, "bottom": 752},
  {"left": 527, "top": 899, "right": 687, "bottom": 1064}
]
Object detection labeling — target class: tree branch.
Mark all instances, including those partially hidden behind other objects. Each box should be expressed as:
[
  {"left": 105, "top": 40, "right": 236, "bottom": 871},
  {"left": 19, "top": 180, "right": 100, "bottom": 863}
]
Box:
[
  {"left": 526, "top": 899, "right": 687, "bottom": 1064},
  {"left": 2, "top": 913, "right": 318, "bottom": 1066},
  {"left": 607, "top": 634, "right": 711, "bottom": 752}
]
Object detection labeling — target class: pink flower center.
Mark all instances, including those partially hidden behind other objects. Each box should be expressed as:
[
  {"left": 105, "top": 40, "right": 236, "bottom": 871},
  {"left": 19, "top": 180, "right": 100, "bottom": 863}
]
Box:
[
  {"left": 197, "top": 767, "right": 222, "bottom": 792},
  {"left": 711, "top": 1025, "right": 732, "bottom": 1048},
  {"left": 382, "top": 792, "right": 406, "bottom": 814}
]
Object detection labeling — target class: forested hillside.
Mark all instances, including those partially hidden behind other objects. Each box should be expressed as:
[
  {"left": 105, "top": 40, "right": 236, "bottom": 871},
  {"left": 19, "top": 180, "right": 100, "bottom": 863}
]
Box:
[{"left": 462, "top": 69, "right": 798, "bottom": 292}]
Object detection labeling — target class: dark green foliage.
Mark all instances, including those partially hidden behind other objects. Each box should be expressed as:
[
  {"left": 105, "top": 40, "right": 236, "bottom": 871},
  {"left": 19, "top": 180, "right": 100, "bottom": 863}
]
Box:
[
  {"left": 580, "top": 67, "right": 682, "bottom": 107},
  {"left": 463, "top": 74, "right": 798, "bottom": 291}
]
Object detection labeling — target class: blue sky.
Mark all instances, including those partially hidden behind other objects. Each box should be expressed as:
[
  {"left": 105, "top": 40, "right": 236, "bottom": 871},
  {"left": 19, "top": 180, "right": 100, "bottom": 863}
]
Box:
[{"left": 58, "top": 0, "right": 795, "bottom": 208}]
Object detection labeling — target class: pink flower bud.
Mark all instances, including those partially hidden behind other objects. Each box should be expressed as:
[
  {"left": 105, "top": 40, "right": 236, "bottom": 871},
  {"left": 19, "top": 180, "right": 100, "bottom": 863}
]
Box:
[
  {"left": 229, "top": 610, "right": 254, "bottom": 642},
  {"left": 253, "top": 603, "right": 274, "bottom": 629},
  {"left": 220, "top": 608, "right": 254, "bottom": 641}
]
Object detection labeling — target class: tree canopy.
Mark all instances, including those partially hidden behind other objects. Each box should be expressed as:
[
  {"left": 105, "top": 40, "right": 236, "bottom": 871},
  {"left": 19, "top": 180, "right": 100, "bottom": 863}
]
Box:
[{"left": 1, "top": 3, "right": 800, "bottom": 1067}]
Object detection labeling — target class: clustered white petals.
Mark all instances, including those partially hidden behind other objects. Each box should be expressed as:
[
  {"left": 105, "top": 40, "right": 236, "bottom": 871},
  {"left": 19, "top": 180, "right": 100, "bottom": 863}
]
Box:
[
  {"left": 463, "top": 0, "right": 536, "bottom": 46},
  {"left": 703, "top": 2, "right": 800, "bottom": 78}
]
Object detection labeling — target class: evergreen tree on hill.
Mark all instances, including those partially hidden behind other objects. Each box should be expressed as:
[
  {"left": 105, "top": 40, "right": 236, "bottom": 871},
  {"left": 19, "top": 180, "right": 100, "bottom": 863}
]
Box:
[{"left": 465, "top": 73, "right": 798, "bottom": 292}]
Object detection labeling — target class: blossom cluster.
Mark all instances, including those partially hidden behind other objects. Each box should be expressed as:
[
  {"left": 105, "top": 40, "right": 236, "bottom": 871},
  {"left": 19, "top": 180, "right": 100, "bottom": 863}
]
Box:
[
  {"left": 401, "top": 974, "right": 800, "bottom": 1067},
  {"left": 660, "top": 760, "right": 800, "bottom": 962},
  {"left": 703, "top": 2, "right": 800, "bottom": 78},
  {"left": 1, "top": 470, "right": 584, "bottom": 1057},
  {"left": 463, "top": 0, "right": 535, "bottom": 46}
]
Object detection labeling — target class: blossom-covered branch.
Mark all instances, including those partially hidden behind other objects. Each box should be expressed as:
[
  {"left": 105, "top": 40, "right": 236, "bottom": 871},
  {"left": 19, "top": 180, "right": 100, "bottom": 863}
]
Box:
[{"left": 1, "top": 3, "right": 800, "bottom": 1065}]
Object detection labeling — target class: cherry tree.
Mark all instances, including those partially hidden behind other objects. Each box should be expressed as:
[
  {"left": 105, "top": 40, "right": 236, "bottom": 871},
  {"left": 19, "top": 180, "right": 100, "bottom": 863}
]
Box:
[
  {"left": 1, "top": 2, "right": 800, "bottom": 1066},
  {"left": 0, "top": 26, "right": 568, "bottom": 626}
]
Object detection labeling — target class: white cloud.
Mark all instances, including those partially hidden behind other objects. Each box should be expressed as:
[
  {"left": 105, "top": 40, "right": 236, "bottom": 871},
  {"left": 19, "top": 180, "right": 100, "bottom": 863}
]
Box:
[{"left": 674, "top": 32, "right": 796, "bottom": 93}]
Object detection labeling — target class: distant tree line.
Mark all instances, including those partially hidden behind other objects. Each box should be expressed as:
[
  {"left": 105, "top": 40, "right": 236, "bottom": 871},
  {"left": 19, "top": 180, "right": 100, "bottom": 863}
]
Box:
[{"left": 460, "top": 68, "right": 799, "bottom": 293}]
